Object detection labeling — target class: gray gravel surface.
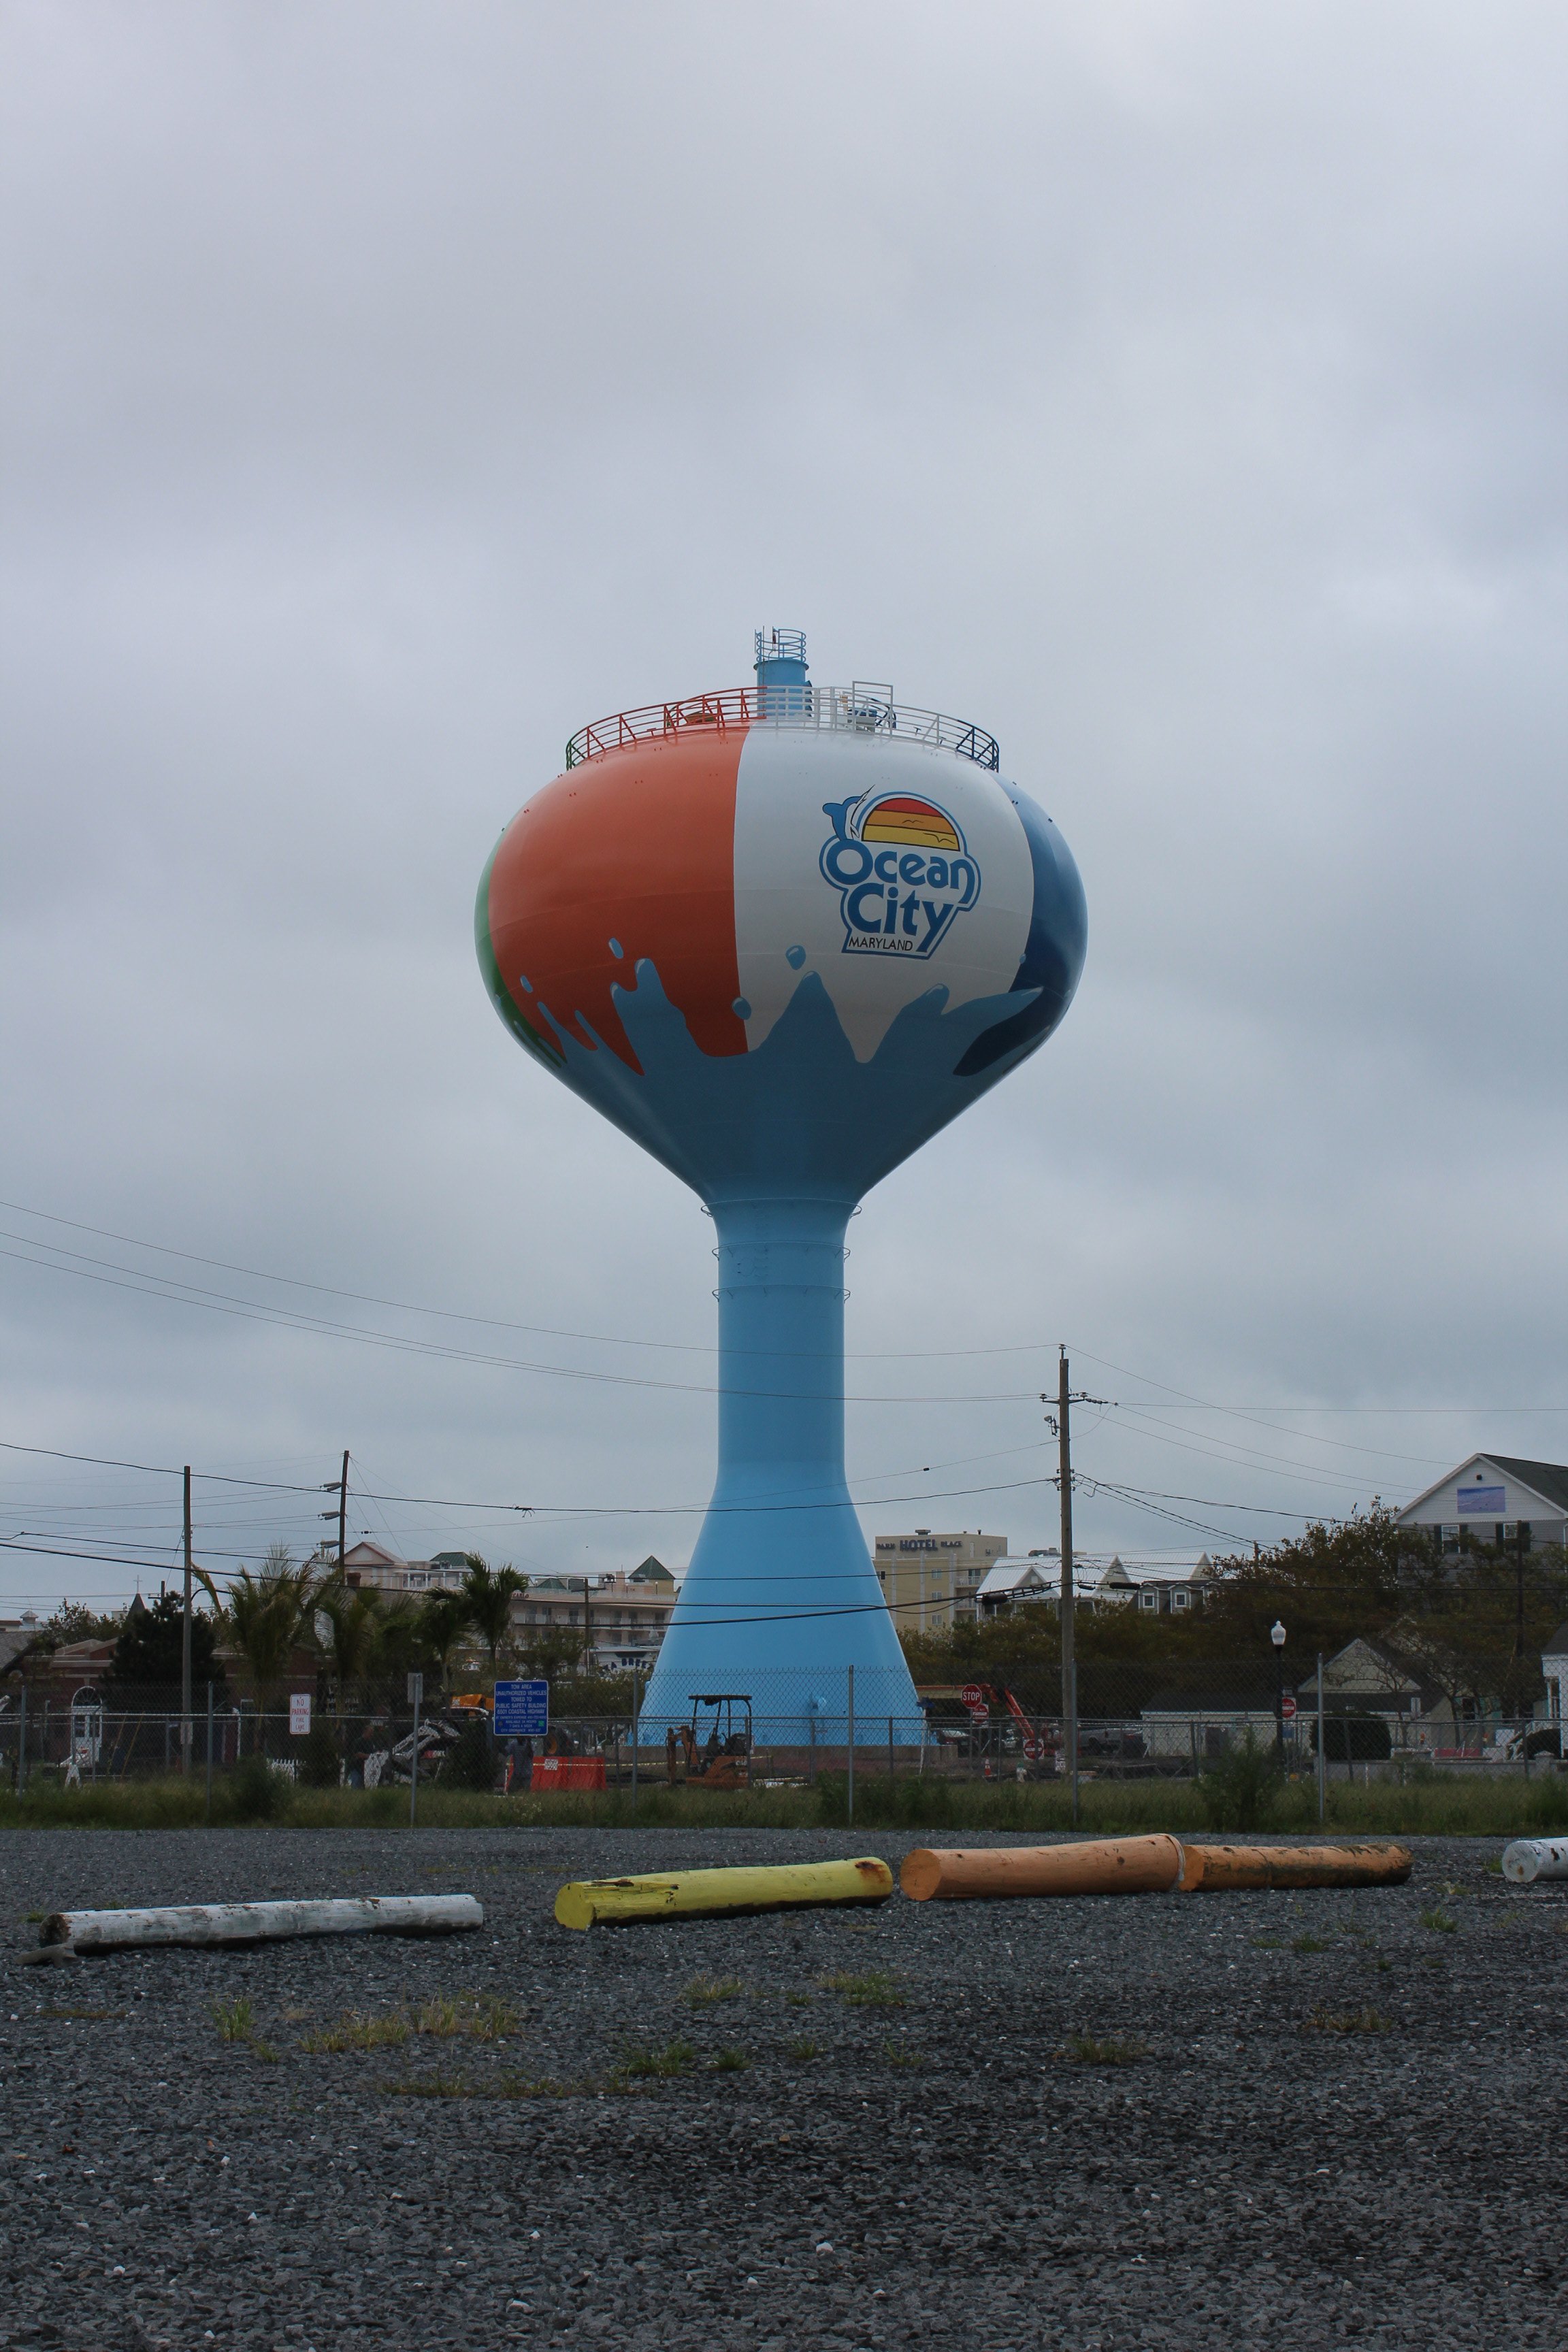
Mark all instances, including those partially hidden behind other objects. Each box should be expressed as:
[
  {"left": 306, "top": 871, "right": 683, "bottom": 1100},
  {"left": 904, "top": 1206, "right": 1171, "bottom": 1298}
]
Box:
[{"left": 0, "top": 1828, "right": 1554, "bottom": 2349}]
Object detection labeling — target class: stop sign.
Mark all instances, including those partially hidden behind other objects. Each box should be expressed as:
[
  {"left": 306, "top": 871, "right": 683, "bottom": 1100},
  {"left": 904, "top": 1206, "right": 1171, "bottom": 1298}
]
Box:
[
  {"left": 1280, "top": 1694, "right": 1298, "bottom": 1720},
  {"left": 1022, "top": 1736, "right": 1044, "bottom": 1761},
  {"left": 960, "top": 1683, "right": 986, "bottom": 1710}
]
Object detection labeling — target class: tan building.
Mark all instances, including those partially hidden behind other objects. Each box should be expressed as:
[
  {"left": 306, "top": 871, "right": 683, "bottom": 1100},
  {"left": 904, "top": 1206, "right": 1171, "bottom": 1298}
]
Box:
[
  {"left": 872, "top": 1530, "right": 1009, "bottom": 1634},
  {"left": 339, "top": 1541, "right": 469, "bottom": 1596},
  {"left": 508, "top": 1558, "right": 679, "bottom": 1673}
]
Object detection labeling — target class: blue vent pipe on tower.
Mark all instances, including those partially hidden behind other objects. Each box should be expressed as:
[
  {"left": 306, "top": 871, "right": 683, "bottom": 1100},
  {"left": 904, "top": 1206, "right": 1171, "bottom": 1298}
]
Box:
[{"left": 755, "top": 625, "right": 809, "bottom": 717}]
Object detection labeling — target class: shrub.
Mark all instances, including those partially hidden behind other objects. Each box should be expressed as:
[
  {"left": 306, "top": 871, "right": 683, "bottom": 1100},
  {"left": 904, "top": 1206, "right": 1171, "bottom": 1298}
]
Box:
[
  {"left": 443, "top": 1715, "right": 496, "bottom": 1792},
  {"left": 297, "top": 1725, "right": 343, "bottom": 1788},
  {"left": 216, "top": 1754, "right": 291, "bottom": 1825},
  {"left": 1316, "top": 1716, "right": 1392, "bottom": 1763},
  {"left": 1198, "top": 1727, "right": 1282, "bottom": 1833}
]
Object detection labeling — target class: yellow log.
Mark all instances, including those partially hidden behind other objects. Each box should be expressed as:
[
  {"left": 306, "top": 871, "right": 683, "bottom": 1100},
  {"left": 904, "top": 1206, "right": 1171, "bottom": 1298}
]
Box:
[
  {"left": 898, "top": 1835, "right": 1183, "bottom": 1901},
  {"left": 553, "top": 1856, "right": 894, "bottom": 1930},
  {"left": 1177, "top": 1840, "right": 1412, "bottom": 1891}
]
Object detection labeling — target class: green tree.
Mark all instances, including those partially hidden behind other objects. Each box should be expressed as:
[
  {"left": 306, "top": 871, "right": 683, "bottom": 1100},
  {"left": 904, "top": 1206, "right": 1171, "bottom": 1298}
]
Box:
[
  {"left": 111, "top": 1592, "right": 223, "bottom": 1690},
  {"left": 48, "top": 1597, "right": 120, "bottom": 1644},
  {"left": 225, "top": 1545, "right": 317, "bottom": 1733},
  {"left": 419, "top": 1590, "right": 475, "bottom": 1689},
  {"left": 459, "top": 1554, "right": 529, "bottom": 1676},
  {"left": 311, "top": 1580, "right": 381, "bottom": 1693},
  {"left": 367, "top": 1594, "right": 439, "bottom": 1683}
]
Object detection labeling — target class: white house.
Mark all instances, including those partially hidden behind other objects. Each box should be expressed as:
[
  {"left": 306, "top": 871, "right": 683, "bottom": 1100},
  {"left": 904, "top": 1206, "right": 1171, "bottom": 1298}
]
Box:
[{"left": 1396, "top": 1456, "right": 1568, "bottom": 1552}]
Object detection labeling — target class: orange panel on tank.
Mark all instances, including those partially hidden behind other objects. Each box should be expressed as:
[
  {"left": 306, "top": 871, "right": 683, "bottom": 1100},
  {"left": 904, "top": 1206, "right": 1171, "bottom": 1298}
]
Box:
[{"left": 487, "top": 727, "right": 749, "bottom": 1071}]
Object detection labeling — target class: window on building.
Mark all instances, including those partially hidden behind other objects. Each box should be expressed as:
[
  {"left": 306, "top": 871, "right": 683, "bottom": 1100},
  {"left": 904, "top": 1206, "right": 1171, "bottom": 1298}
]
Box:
[
  {"left": 1139, "top": 1589, "right": 1158, "bottom": 1611},
  {"left": 1172, "top": 1589, "right": 1190, "bottom": 1611}
]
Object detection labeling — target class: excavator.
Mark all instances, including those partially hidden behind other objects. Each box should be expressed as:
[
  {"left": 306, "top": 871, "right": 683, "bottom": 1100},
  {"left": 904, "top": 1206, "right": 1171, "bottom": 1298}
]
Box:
[{"left": 680, "top": 1693, "right": 753, "bottom": 1789}]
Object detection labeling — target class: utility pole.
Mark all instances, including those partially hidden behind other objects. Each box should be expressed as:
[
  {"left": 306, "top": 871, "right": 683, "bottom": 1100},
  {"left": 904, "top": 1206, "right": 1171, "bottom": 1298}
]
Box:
[
  {"left": 338, "top": 1450, "right": 349, "bottom": 1566},
  {"left": 578, "top": 1577, "right": 593, "bottom": 1674},
  {"left": 181, "top": 1465, "right": 194, "bottom": 1772},
  {"left": 1057, "top": 1350, "right": 1078, "bottom": 1829}
]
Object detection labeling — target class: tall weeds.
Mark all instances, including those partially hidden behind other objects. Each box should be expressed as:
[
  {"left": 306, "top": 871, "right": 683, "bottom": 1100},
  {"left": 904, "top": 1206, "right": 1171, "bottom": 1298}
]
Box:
[{"left": 3, "top": 1767, "right": 1567, "bottom": 1836}]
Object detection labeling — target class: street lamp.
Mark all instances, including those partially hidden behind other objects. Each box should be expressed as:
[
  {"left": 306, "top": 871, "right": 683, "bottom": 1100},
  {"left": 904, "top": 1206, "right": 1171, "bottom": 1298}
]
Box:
[{"left": 1271, "top": 1620, "right": 1287, "bottom": 1763}]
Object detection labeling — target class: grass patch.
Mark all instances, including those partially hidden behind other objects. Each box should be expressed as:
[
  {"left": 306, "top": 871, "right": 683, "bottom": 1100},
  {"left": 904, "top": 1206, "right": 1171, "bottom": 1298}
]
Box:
[
  {"left": 1419, "top": 1908, "right": 1458, "bottom": 1935},
  {"left": 1291, "top": 1933, "right": 1333, "bottom": 1954},
  {"left": 615, "top": 2039, "right": 696, "bottom": 2081},
  {"left": 211, "top": 1995, "right": 276, "bottom": 2061},
  {"left": 785, "top": 2038, "right": 820, "bottom": 2061},
  {"left": 302, "top": 2010, "right": 412, "bottom": 2053},
  {"left": 303, "top": 1995, "right": 514, "bottom": 2054},
  {"left": 1305, "top": 2006, "right": 1392, "bottom": 2036},
  {"left": 821, "top": 1971, "right": 903, "bottom": 2008},
  {"left": 1250, "top": 1937, "right": 1284, "bottom": 1950},
  {"left": 495, "top": 2072, "right": 593, "bottom": 2100},
  {"left": 883, "top": 2039, "right": 922, "bottom": 2069},
  {"left": 1062, "top": 2031, "right": 1147, "bottom": 2067},
  {"left": 683, "top": 1976, "right": 745, "bottom": 2007},
  {"left": 710, "top": 2047, "right": 749, "bottom": 2073},
  {"left": 388, "top": 2072, "right": 472, "bottom": 2098}
]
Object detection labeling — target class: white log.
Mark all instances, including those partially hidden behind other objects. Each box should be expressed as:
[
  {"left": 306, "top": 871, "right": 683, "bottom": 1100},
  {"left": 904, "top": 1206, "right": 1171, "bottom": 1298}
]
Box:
[
  {"left": 1501, "top": 1838, "right": 1568, "bottom": 1886},
  {"left": 39, "top": 1895, "right": 484, "bottom": 1951}
]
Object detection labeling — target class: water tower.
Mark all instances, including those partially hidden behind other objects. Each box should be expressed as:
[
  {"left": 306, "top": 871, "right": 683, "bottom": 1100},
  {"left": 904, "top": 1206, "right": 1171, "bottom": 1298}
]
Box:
[{"left": 476, "top": 633, "right": 1087, "bottom": 1730}]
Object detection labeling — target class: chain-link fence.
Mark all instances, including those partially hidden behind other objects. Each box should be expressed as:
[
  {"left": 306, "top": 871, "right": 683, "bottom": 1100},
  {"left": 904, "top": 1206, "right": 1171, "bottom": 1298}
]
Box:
[{"left": 2, "top": 1662, "right": 1560, "bottom": 1793}]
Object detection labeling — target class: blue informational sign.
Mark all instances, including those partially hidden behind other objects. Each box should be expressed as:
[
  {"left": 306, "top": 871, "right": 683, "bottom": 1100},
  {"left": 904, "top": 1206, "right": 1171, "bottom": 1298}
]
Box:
[
  {"left": 493, "top": 1679, "right": 549, "bottom": 1737},
  {"left": 1458, "top": 1486, "right": 1506, "bottom": 1516}
]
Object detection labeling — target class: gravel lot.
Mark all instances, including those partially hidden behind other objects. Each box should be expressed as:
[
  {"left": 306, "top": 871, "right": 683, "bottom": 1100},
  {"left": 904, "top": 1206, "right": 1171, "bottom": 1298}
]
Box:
[{"left": 0, "top": 1827, "right": 1554, "bottom": 2350}]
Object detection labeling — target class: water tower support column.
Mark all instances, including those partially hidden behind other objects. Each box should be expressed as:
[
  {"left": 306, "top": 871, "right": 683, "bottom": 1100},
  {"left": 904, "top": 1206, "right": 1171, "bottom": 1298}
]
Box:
[{"left": 640, "top": 1194, "right": 920, "bottom": 1731}]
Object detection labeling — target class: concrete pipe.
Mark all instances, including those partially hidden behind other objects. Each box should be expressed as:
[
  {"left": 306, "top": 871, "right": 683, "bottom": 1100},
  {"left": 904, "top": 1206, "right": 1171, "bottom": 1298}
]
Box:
[
  {"left": 898, "top": 1836, "right": 1183, "bottom": 1901},
  {"left": 1177, "top": 1842, "right": 1411, "bottom": 1891},
  {"left": 554, "top": 1857, "right": 894, "bottom": 1930},
  {"left": 39, "top": 1895, "right": 485, "bottom": 1952},
  {"left": 1501, "top": 1838, "right": 1568, "bottom": 1885}
]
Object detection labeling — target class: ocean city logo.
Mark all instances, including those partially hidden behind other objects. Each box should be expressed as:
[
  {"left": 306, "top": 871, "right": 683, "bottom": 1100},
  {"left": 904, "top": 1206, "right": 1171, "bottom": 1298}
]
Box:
[{"left": 818, "top": 791, "right": 981, "bottom": 958}]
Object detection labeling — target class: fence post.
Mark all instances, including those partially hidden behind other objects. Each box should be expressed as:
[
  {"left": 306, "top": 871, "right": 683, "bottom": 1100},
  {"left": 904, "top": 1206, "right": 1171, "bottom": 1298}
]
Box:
[
  {"left": 630, "top": 1669, "right": 639, "bottom": 1819},
  {"left": 17, "top": 1682, "right": 27, "bottom": 1797},
  {"left": 808, "top": 1711, "right": 817, "bottom": 1786},
  {"left": 408, "top": 1671, "right": 423, "bottom": 1829},
  {"left": 1316, "top": 1654, "right": 1326, "bottom": 1824},
  {"left": 887, "top": 1714, "right": 894, "bottom": 1784},
  {"left": 846, "top": 1665, "right": 855, "bottom": 1829},
  {"left": 1069, "top": 1660, "right": 1079, "bottom": 1829},
  {"left": 205, "top": 1682, "right": 214, "bottom": 1825}
]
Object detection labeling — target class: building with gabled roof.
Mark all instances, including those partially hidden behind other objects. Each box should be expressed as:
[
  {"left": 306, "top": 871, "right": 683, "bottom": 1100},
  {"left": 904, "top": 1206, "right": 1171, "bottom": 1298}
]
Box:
[{"left": 1396, "top": 1455, "right": 1568, "bottom": 1551}]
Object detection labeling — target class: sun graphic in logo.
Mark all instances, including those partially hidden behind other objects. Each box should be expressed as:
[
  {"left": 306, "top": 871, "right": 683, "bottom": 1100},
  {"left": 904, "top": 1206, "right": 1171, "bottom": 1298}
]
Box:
[
  {"left": 857, "top": 795, "right": 964, "bottom": 853},
  {"left": 817, "top": 787, "right": 981, "bottom": 959}
]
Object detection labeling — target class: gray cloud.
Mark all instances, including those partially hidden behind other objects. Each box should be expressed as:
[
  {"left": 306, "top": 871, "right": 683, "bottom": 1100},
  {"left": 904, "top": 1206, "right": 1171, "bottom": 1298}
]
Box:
[{"left": 2, "top": 1, "right": 1565, "bottom": 1603}]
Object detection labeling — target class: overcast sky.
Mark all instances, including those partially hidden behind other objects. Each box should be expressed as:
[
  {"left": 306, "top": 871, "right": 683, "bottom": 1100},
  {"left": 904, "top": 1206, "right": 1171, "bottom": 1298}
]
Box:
[{"left": 2, "top": 1, "right": 1565, "bottom": 1614}]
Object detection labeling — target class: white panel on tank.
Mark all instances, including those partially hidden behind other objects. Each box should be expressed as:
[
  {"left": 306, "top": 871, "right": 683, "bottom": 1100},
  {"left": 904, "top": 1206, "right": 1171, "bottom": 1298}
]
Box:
[{"left": 732, "top": 730, "right": 1034, "bottom": 1062}]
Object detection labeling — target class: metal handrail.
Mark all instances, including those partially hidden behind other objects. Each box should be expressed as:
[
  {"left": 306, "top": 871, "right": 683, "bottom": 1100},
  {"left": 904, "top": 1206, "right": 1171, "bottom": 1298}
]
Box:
[{"left": 564, "top": 685, "right": 999, "bottom": 772}]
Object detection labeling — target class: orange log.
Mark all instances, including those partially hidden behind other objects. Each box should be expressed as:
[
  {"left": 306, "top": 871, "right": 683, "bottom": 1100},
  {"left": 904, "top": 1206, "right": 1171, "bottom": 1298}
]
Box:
[
  {"left": 899, "top": 1835, "right": 1183, "bottom": 1901},
  {"left": 1177, "top": 1840, "right": 1412, "bottom": 1891}
]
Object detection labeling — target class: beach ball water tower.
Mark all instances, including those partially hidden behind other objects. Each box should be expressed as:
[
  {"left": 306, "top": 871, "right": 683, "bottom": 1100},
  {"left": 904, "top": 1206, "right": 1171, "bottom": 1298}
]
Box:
[{"left": 476, "top": 632, "right": 1087, "bottom": 1728}]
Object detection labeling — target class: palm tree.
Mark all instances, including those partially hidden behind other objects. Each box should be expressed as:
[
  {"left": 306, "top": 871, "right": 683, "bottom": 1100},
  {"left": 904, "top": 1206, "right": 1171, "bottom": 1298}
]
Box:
[
  {"left": 225, "top": 1544, "right": 318, "bottom": 1748},
  {"left": 418, "top": 1590, "right": 474, "bottom": 1690},
  {"left": 312, "top": 1580, "right": 380, "bottom": 1695},
  {"left": 460, "top": 1554, "right": 529, "bottom": 1678}
]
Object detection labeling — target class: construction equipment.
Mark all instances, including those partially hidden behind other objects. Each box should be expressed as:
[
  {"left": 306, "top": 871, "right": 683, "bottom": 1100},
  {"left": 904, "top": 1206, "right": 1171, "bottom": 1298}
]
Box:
[
  {"left": 917, "top": 1682, "right": 1056, "bottom": 1773},
  {"left": 682, "top": 1693, "right": 752, "bottom": 1788}
]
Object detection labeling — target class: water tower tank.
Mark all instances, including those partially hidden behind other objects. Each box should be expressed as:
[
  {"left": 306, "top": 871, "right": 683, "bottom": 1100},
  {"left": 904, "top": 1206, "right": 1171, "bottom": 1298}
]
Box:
[{"left": 476, "top": 633, "right": 1087, "bottom": 1731}]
